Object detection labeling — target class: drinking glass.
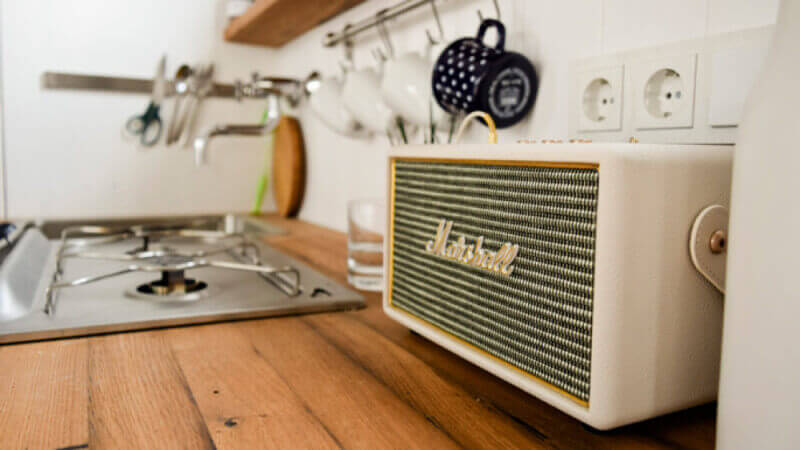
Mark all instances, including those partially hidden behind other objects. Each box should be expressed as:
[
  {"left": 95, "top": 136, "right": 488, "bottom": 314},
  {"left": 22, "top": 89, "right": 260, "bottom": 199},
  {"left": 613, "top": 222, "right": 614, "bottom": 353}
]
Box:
[{"left": 347, "top": 199, "right": 385, "bottom": 291}]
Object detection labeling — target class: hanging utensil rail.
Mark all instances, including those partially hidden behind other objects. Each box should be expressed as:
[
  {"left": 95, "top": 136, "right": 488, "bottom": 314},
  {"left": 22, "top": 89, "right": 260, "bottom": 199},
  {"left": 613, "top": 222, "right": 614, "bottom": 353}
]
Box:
[
  {"left": 324, "top": 0, "right": 439, "bottom": 47},
  {"left": 322, "top": 0, "right": 499, "bottom": 47}
]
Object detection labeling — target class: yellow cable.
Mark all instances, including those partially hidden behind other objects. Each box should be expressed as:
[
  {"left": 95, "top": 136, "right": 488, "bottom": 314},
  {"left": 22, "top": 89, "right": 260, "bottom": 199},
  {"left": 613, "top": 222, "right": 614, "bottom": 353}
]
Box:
[{"left": 453, "top": 111, "right": 498, "bottom": 144}]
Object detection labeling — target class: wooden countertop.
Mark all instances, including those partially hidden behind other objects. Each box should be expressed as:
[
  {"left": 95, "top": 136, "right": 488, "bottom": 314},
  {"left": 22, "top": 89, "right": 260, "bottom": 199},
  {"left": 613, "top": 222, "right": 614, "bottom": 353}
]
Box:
[{"left": 0, "top": 216, "right": 716, "bottom": 449}]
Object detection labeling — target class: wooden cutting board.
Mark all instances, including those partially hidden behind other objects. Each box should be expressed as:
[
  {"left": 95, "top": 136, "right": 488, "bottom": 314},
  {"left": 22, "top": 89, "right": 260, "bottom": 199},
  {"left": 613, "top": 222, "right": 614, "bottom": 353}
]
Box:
[{"left": 272, "top": 116, "right": 306, "bottom": 217}]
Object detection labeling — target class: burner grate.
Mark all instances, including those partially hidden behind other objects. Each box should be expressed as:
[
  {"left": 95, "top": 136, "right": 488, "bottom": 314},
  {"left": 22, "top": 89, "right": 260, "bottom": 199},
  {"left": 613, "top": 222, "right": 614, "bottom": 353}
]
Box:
[{"left": 44, "top": 225, "right": 301, "bottom": 314}]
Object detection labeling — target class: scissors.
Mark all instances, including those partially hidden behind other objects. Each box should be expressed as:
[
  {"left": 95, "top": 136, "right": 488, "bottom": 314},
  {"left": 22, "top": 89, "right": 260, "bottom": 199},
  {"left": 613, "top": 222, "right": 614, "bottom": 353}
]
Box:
[{"left": 124, "top": 55, "right": 166, "bottom": 146}]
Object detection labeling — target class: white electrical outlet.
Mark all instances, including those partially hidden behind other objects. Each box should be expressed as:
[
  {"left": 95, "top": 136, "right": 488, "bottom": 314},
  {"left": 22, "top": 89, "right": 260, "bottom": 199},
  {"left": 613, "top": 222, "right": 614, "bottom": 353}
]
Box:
[
  {"left": 577, "top": 66, "right": 624, "bottom": 132},
  {"left": 631, "top": 54, "right": 697, "bottom": 130}
]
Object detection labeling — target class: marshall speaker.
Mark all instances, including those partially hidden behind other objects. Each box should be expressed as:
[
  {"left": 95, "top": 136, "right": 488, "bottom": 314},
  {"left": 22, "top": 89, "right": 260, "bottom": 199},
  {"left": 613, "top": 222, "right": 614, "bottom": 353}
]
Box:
[{"left": 383, "top": 143, "right": 731, "bottom": 429}]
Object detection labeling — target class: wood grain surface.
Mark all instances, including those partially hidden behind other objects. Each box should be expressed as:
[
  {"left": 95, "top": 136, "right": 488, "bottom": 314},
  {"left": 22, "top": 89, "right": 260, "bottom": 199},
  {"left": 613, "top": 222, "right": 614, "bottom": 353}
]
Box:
[
  {"left": 224, "top": 0, "right": 367, "bottom": 47},
  {"left": 0, "top": 215, "right": 717, "bottom": 449},
  {"left": 0, "top": 339, "right": 88, "bottom": 449}
]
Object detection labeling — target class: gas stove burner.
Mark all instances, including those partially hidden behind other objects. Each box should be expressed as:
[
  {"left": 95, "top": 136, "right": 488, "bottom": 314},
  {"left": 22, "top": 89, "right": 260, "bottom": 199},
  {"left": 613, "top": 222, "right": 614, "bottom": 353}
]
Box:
[
  {"left": 44, "top": 225, "right": 302, "bottom": 314},
  {"left": 130, "top": 270, "right": 210, "bottom": 302},
  {"left": 0, "top": 217, "right": 365, "bottom": 344}
]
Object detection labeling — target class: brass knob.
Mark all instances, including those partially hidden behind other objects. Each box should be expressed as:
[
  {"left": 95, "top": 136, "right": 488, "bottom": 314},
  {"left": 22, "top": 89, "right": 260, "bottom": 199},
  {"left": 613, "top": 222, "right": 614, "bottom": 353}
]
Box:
[{"left": 709, "top": 230, "right": 727, "bottom": 254}]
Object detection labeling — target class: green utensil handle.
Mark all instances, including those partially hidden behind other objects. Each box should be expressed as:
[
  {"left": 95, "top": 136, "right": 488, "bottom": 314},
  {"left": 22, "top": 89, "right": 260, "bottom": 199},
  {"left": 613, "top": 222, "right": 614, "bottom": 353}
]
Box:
[
  {"left": 251, "top": 174, "right": 269, "bottom": 215},
  {"left": 251, "top": 106, "right": 275, "bottom": 216}
]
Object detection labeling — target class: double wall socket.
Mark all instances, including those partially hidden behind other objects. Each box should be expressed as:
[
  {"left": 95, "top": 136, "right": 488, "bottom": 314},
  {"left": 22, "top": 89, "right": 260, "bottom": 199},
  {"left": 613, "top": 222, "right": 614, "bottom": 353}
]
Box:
[{"left": 568, "top": 26, "right": 774, "bottom": 144}]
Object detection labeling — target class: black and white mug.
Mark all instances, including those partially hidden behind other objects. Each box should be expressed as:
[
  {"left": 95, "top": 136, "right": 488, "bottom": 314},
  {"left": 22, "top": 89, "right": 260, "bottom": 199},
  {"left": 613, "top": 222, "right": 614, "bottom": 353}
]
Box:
[{"left": 432, "top": 19, "right": 538, "bottom": 128}]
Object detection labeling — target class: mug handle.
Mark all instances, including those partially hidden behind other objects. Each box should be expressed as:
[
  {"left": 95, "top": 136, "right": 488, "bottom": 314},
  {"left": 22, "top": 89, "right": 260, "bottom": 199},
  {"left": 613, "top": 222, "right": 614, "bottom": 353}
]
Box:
[{"left": 476, "top": 19, "right": 506, "bottom": 52}]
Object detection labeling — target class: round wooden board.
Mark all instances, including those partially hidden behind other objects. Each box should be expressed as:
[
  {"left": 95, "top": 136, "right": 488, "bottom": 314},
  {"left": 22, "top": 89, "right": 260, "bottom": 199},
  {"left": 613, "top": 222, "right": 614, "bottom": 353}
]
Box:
[{"left": 272, "top": 117, "right": 306, "bottom": 217}]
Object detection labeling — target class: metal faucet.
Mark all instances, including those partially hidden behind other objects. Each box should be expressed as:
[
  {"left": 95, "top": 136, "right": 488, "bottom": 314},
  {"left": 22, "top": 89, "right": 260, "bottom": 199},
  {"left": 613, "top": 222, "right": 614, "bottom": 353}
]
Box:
[
  {"left": 192, "top": 72, "right": 320, "bottom": 166},
  {"left": 193, "top": 94, "right": 281, "bottom": 165}
]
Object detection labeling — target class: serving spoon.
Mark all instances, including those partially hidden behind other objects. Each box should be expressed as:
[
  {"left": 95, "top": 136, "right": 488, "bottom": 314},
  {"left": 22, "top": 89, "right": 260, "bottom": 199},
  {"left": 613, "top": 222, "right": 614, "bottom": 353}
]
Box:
[{"left": 166, "top": 64, "right": 193, "bottom": 145}]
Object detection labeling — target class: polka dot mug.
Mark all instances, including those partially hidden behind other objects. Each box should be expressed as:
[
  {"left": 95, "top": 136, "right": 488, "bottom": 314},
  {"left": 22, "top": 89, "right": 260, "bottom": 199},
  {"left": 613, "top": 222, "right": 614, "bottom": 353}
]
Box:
[{"left": 432, "top": 19, "right": 538, "bottom": 128}]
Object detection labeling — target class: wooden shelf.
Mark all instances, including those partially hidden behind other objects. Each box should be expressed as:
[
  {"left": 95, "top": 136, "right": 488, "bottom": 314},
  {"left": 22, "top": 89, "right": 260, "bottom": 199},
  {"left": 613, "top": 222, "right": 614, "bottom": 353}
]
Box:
[{"left": 225, "top": 0, "right": 367, "bottom": 48}]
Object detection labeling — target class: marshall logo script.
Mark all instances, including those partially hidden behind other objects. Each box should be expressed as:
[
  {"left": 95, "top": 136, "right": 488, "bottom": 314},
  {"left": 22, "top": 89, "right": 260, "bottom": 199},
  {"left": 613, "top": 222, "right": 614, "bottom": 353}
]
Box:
[{"left": 424, "top": 219, "right": 519, "bottom": 277}]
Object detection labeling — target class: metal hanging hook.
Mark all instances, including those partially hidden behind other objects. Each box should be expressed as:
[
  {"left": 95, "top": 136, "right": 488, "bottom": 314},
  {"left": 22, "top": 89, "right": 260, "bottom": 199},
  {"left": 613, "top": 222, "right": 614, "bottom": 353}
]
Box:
[
  {"left": 340, "top": 23, "right": 355, "bottom": 73},
  {"left": 425, "top": 0, "right": 445, "bottom": 46},
  {"left": 477, "top": 0, "right": 501, "bottom": 21},
  {"left": 375, "top": 9, "right": 394, "bottom": 58},
  {"left": 371, "top": 47, "right": 388, "bottom": 65}
]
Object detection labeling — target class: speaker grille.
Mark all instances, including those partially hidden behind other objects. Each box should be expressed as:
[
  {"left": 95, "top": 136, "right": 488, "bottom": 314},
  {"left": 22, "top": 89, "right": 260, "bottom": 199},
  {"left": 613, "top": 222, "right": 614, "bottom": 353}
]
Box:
[{"left": 389, "top": 159, "right": 598, "bottom": 403}]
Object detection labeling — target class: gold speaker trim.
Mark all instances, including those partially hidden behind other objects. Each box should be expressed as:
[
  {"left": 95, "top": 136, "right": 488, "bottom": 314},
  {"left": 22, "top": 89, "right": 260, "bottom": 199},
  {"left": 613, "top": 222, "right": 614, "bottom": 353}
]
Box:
[
  {"left": 387, "top": 157, "right": 596, "bottom": 408},
  {"left": 391, "top": 157, "right": 599, "bottom": 170}
]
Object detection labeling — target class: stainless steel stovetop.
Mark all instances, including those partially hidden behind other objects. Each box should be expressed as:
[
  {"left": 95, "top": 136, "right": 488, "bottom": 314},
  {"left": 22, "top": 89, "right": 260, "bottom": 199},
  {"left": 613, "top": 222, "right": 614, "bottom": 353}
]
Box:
[{"left": 0, "top": 214, "right": 364, "bottom": 344}]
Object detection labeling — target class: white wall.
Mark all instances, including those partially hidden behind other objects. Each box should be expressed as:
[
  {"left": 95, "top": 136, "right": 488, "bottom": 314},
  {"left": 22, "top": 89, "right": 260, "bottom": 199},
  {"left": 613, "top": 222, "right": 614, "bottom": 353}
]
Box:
[
  {"left": 0, "top": 0, "right": 278, "bottom": 219},
  {"left": 264, "top": 0, "right": 779, "bottom": 231},
  {"left": 0, "top": 0, "right": 779, "bottom": 231}
]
